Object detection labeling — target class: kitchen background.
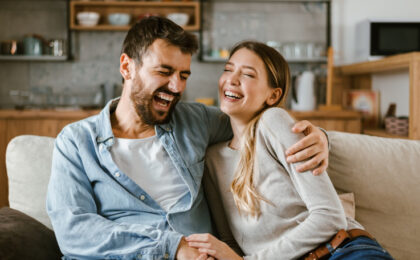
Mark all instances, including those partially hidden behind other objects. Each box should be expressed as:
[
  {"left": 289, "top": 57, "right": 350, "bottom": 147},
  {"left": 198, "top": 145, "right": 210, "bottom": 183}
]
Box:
[{"left": 0, "top": 0, "right": 419, "bottom": 119}]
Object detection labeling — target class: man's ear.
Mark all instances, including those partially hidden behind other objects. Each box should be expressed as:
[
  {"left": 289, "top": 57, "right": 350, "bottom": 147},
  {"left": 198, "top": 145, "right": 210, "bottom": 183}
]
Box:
[
  {"left": 266, "top": 88, "right": 282, "bottom": 106},
  {"left": 120, "top": 53, "right": 133, "bottom": 81}
]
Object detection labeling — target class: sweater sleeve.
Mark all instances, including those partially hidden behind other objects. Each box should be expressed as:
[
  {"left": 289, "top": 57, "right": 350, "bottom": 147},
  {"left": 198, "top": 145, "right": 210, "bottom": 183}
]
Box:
[{"left": 246, "top": 108, "right": 347, "bottom": 260}]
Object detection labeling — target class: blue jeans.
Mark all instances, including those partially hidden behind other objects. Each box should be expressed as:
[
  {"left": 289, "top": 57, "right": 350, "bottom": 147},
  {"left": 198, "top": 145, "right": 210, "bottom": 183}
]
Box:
[{"left": 329, "top": 237, "right": 394, "bottom": 259}]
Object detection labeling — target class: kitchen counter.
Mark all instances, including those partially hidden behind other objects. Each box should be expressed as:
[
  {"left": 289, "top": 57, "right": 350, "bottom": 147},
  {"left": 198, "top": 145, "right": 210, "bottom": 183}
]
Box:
[{"left": 0, "top": 109, "right": 101, "bottom": 119}]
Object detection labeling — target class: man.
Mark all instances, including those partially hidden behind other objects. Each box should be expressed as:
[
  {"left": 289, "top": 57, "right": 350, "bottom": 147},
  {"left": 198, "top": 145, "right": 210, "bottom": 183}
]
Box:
[{"left": 47, "top": 17, "right": 329, "bottom": 260}]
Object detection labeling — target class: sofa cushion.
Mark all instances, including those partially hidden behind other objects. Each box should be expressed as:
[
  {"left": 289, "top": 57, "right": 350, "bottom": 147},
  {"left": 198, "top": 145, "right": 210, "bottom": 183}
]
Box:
[
  {"left": 6, "top": 135, "right": 55, "bottom": 229},
  {"left": 327, "top": 131, "right": 420, "bottom": 260},
  {"left": 0, "top": 207, "right": 61, "bottom": 259}
]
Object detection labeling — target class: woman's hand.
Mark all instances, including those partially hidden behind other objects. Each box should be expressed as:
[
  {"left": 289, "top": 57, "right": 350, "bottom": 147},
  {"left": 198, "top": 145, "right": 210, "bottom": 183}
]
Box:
[
  {"left": 186, "top": 233, "right": 243, "bottom": 260},
  {"left": 285, "top": 120, "right": 329, "bottom": 175}
]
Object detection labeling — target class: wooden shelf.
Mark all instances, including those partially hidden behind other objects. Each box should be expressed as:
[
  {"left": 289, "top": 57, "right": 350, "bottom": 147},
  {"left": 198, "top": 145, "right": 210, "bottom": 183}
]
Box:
[
  {"left": 363, "top": 129, "right": 410, "bottom": 140},
  {"left": 0, "top": 55, "right": 68, "bottom": 61},
  {"left": 70, "top": 1, "right": 200, "bottom": 31},
  {"left": 332, "top": 52, "right": 420, "bottom": 140},
  {"left": 337, "top": 52, "right": 420, "bottom": 75}
]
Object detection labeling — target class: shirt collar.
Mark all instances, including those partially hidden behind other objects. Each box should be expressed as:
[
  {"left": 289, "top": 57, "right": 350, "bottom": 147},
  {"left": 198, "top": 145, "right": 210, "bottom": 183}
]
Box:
[{"left": 95, "top": 97, "right": 174, "bottom": 145}]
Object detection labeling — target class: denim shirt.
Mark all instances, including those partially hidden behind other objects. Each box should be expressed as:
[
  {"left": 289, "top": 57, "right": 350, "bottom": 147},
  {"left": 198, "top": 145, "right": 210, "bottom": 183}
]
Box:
[{"left": 46, "top": 99, "right": 232, "bottom": 260}]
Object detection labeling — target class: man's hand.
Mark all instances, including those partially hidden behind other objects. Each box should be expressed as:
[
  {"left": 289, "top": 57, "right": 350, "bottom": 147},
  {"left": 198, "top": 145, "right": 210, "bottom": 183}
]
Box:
[
  {"left": 285, "top": 120, "right": 329, "bottom": 175},
  {"left": 176, "top": 237, "right": 208, "bottom": 260}
]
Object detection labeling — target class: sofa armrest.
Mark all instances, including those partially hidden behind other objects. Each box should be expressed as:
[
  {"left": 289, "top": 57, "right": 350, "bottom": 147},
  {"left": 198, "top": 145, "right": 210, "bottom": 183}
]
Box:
[{"left": 0, "top": 207, "right": 62, "bottom": 259}]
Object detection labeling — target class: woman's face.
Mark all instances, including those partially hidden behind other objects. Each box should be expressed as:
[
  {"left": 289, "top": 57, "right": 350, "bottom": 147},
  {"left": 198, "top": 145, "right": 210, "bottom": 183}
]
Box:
[{"left": 218, "top": 48, "right": 279, "bottom": 123}]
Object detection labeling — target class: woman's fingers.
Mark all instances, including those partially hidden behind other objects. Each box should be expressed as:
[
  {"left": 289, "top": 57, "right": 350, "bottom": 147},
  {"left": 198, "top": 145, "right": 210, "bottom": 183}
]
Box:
[
  {"left": 188, "top": 242, "right": 211, "bottom": 249},
  {"left": 186, "top": 233, "right": 214, "bottom": 242}
]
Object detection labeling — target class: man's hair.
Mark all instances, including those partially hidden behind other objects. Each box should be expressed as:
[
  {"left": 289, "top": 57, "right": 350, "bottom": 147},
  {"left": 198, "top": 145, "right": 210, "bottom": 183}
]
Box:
[{"left": 121, "top": 16, "right": 198, "bottom": 64}]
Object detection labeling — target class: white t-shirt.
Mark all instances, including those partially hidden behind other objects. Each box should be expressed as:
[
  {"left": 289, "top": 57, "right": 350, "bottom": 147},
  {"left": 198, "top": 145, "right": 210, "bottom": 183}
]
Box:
[{"left": 110, "top": 136, "right": 188, "bottom": 212}]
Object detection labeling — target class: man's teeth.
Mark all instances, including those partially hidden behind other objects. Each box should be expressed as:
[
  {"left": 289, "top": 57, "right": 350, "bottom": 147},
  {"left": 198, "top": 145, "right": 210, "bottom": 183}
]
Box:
[
  {"left": 224, "top": 90, "right": 242, "bottom": 99},
  {"left": 156, "top": 92, "right": 174, "bottom": 102}
]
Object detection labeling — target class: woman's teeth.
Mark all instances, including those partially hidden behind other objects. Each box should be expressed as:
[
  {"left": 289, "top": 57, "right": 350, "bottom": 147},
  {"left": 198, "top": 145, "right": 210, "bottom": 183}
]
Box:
[{"left": 224, "top": 90, "right": 243, "bottom": 99}]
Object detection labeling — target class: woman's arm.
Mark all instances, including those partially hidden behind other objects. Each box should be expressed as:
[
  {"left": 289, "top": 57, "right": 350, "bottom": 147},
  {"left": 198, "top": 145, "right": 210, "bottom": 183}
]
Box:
[{"left": 202, "top": 167, "right": 244, "bottom": 256}]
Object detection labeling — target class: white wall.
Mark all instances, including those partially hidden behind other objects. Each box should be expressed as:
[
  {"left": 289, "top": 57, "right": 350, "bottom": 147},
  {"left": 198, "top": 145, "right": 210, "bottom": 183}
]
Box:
[{"left": 331, "top": 0, "right": 419, "bottom": 118}]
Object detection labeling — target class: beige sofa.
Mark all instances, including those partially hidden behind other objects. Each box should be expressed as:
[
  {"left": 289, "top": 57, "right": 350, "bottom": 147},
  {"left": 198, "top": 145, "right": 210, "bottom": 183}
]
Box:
[{"left": 3, "top": 132, "right": 420, "bottom": 259}]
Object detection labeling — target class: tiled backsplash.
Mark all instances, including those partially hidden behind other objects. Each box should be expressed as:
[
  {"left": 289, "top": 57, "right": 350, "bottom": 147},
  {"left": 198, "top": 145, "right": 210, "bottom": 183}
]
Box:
[{"left": 0, "top": 0, "right": 327, "bottom": 108}]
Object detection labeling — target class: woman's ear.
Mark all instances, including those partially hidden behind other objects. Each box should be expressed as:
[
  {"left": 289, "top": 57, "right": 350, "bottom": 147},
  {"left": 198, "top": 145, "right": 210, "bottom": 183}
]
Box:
[
  {"left": 266, "top": 88, "right": 282, "bottom": 106},
  {"left": 120, "top": 53, "right": 133, "bottom": 81}
]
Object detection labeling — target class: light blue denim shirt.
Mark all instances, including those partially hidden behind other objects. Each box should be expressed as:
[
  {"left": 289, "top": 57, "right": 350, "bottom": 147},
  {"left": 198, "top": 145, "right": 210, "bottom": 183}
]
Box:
[{"left": 46, "top": 99, "right": 232, "bottom": 260}]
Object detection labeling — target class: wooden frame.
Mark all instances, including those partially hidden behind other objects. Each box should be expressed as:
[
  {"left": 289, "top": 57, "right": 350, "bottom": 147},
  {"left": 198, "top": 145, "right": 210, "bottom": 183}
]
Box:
[{"left": 70, "top": 1, "right": 200, "bottom": 31}]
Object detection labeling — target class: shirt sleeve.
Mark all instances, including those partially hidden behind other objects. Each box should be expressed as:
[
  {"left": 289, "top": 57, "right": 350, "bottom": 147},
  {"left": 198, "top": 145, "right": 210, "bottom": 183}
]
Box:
[
  {"left": 46, "top": 133, "right": 183, "bottom": 260},
  {"left": 246, "top": 108, "right": 347, "bottom": 260},
  {"left": 202, "top": 105, "right": 233, "bottom": 145},
  {"left": 203, "top": 166, "right": 244, "bottom": 256}
]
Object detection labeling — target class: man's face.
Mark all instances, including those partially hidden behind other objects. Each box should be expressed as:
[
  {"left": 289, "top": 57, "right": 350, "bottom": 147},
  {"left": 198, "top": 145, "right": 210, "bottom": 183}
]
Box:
[{"left": 129, "top": 39, "right": 192, "bottom": 125}]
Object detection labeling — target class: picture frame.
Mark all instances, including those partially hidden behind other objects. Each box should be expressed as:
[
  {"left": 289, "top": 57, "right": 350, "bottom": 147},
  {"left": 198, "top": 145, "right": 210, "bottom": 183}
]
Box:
[{"left": 343, "top": 90, "right": 380, "bottom": 129}]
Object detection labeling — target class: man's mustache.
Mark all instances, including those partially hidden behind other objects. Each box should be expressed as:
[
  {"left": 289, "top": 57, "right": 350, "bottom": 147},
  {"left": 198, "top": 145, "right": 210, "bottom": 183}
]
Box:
[{"left": 154, "top": 86, "right": 181, "bottom": 98}]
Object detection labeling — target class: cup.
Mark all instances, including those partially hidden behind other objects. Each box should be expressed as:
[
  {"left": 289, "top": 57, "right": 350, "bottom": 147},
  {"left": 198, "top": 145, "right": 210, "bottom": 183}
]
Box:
[
  {"left": 23, "top": 36, "right": 43, "bottom": 56},
  {"left": 49, "top": 39, "right": 65, "bottom": 56}
]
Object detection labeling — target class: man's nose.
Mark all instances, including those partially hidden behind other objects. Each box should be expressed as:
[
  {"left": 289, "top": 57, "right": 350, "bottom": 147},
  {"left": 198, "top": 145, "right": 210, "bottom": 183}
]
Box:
[{"left": 168, "top": 74, "right": 185, "bottom": 93}]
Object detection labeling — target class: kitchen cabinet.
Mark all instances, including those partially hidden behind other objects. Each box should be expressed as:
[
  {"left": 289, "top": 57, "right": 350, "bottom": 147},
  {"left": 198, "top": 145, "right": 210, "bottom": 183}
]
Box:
[
  {"left": 70, "top": 1, "right": 200, "bottom": 31},
  {"left": 333, "top": 52, "right": 420, "bottom": 140},
  {"left": 0, "top": 109, "right": 99, "bottom": 208}
]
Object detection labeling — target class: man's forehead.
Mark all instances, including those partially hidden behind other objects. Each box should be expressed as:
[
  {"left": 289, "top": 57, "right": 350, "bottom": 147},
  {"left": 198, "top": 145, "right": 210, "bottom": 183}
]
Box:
[{"left": 144, "top": 39, "right": 191, "bottom": 68}]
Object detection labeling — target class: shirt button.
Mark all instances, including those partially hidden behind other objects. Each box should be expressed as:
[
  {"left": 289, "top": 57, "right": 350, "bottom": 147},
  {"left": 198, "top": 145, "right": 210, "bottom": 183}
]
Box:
[
  {"left": 140, "top": 195, "right": 145, "bottom": 201},
  {"left": 164, "top": 253, "right": 169, "bottom": 259},
  {"left": 115, "top": 172, "right": 120, "bottom": 177}
]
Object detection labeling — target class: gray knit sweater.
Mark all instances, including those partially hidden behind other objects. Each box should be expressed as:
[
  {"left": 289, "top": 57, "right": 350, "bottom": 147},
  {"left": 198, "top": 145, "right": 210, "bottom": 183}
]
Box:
[{"left": 204, "top": 108, "right": 362, "bottom": 260}]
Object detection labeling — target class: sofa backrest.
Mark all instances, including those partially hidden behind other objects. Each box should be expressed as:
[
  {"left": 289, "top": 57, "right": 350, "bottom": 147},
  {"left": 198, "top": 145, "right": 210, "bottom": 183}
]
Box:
[
  {"left": 6, "top": 135, "right": 55, "bottom": 229},
  {"left": 6, "top": 133, "right": 420, "bottom": 259},
  {"left": 327, "top": 131, "right": 420, "bottom": 260}
]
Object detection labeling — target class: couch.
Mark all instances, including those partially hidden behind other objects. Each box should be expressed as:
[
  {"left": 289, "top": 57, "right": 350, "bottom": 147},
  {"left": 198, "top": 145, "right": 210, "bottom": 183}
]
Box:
[{"left": 1, "top": 132, "right": 420, "bottom": 259}]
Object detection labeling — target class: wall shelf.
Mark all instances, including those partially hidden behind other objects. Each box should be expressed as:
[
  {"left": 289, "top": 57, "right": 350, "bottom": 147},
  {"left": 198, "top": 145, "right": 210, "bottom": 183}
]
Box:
[
  {"left": 0, "top": 55, "right": 68, "bottom": 62},
  {"left": 70, "top": 1, "right": 200, "bottom": 31},
  {"left": 333, "top": 52, "right": 420, "bottom": 140}
]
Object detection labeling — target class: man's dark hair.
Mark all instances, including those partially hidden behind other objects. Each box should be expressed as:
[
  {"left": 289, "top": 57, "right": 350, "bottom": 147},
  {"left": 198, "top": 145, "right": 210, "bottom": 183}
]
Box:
[{"left": 121, "top": 16, "right": 198, "bottom": 64}]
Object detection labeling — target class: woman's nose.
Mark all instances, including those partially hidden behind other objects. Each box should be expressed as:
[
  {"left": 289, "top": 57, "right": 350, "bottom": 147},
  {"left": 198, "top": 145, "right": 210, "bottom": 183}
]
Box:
[{"left": 227, "top": 71, "right": 240, "bottom": 86}]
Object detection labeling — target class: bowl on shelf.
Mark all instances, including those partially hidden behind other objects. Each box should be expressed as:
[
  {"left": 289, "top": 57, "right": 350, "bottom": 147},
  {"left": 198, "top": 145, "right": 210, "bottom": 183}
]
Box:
[
  {"left": 166, "top": 13, "right": 189, "bottom": 26},
  {"left": 77, "top": 12, "right": 100, "bottom": 27},
  {"left": 107, "top": 13, "right": 131, "bottom": 26}
]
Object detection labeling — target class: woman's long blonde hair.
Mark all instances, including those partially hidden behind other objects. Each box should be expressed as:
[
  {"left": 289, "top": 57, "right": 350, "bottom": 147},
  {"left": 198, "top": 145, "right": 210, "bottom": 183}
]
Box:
[{"left": 229, "top": 41, "right": 290, "bottom": 218}]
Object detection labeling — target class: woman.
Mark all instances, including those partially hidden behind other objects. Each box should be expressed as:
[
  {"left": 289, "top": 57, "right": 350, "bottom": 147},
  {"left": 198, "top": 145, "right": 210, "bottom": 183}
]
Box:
[{"left": 186, "top": 41, "right": 394, "bottom": 260}]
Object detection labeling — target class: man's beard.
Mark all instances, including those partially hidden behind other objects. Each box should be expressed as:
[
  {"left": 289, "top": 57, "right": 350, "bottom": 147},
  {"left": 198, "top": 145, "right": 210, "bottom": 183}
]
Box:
[{"left": 130, "top": 79, "right": 180, "bottom": 126}]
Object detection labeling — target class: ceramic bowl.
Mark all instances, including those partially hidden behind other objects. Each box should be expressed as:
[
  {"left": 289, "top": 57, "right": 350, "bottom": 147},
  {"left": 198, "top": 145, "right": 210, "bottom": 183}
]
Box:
[
  {"left": 107, "top": 13, "right": 131, "bottom": 26},
  {"left": 77, "top": 12, "right": 100, "bottom": 27},
  {"left": 166, "top": 13, "right": 189, "bottom": 26}
]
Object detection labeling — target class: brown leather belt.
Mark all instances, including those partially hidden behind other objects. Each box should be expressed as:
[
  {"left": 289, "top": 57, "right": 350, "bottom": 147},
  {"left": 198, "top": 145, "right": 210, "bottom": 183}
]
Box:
[{"left": 303, "top": 229, "right": 374, "bottom": 260}]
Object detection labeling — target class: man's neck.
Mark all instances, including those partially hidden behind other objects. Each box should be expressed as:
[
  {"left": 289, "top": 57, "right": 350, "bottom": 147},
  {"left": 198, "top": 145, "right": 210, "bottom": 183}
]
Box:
[{"left": 111, "top": 97, "right": 156, "bottom": 139}]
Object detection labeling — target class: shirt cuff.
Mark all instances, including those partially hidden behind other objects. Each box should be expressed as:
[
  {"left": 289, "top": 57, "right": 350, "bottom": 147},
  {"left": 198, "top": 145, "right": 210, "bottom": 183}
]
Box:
[
  {"left": 318, "top": 127, "right": 331, "bottom": 150},
  {"left": 163, "top": 231, "right": 183, "bottom": 260}
]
